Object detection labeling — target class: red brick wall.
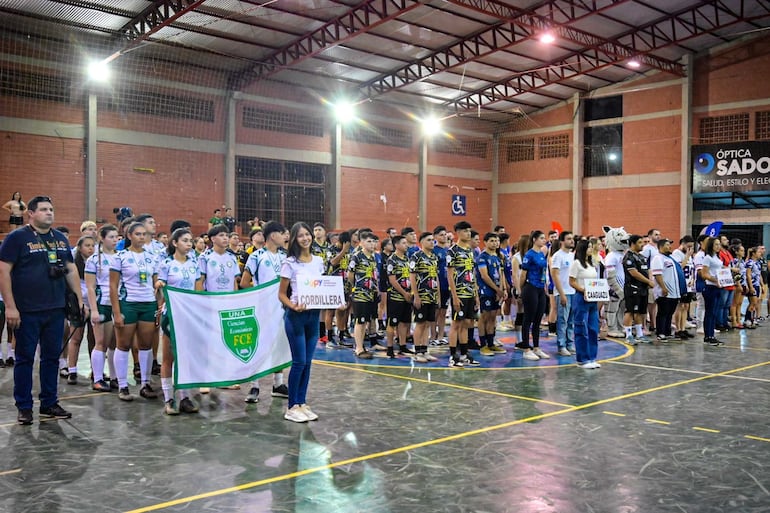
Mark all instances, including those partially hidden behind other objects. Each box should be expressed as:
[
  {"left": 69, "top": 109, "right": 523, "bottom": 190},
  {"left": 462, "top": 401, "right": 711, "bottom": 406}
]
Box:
[
  {"left": 582, "top": 185, "right": 681, "bottom": 238},
  {"left": 497, "top": 190, "right": 572, "bottom": 238},
  {"left": 338, "top": 167, "right": 418, "bottom": 232}
]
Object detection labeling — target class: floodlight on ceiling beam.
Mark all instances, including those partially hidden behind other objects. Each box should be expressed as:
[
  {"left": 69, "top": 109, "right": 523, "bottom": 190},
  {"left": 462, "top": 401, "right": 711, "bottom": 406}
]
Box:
[{"left": 87, "top": 59, "right": 110, "bottom": 82}]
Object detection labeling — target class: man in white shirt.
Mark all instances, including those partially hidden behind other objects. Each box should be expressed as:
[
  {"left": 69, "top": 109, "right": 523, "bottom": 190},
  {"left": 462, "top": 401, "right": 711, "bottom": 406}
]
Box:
[
  {"left": 650, "top": 239, "right": 683, "bottom": 341},
  {"left": 641, "top": 228, "right": 661, "bottom": 333},
  {"left": 550, "top": 231, "right": 575, "bottom": 356}
]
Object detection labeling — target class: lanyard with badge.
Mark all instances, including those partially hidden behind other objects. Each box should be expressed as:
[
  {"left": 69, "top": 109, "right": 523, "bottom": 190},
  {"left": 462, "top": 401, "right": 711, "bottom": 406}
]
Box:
[
  {"left": 30, "top": 225, "right": 60, "bottom": 265},
  {"left": 135, "top": 251, "right": 149, "bottom": 285}
]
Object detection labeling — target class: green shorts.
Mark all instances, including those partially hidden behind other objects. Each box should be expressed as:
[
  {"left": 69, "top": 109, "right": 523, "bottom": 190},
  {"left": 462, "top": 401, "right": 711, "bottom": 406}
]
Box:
[
  {"left": 119, "top": 300, "right": 158, "bottom": 324},
  {"left": 97, "top": 304, "right": 113, "bottom": 323}
]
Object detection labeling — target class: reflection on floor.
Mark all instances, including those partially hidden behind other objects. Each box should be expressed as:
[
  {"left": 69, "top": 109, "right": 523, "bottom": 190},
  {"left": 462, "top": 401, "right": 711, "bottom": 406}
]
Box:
[{"left": 1, "top": 324, "right": 769, "bottom": 513}]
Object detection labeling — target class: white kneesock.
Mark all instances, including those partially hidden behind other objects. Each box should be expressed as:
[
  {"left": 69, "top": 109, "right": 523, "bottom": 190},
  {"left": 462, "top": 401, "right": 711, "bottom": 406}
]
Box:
[
  {"left": 106, "top": 348, "right": 116, "bottom": 379},
  {"left": 68, "top": 366, "right": 77, "bottom": 374},
  {"left": 161, "top": 377, "right": 174, "bottom": 402},
  {"left": 91, "top": 350, "right": 105, "bottom": 382},
  {"left": 59, "top": 357, "right": 67, "bottom": 369},
  {"left": 273, "top": 372, "right": 283, "bottom": 387},
  {"left": 114, "top": 349, "right": 130, "bottom": 388},
  {"left": 139, "top": 349, "right": 153, "bottom": 385}
]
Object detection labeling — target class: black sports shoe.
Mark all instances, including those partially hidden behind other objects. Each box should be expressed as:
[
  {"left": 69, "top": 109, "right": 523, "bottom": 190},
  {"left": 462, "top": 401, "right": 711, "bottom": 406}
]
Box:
[
  {"left": 0, "top": 358, "right": 6, "bottom": 368},
  {"left": 151, "top": 360, "right": 161, "bottom": 376},
  {"left": 140, "top": 384, "right": 159, "bottom": 399},
  {"left": 17, "top": 409, "right": 33, "bottom": 425},
  {"left": 39, "top": 403, "right": 72, "bottom": 419},
  {"left": 271, "top": 384, "right": 289, "bottom": 398},
  {"left": 109, "top": 378, "right": 119, "bottom": 391},
  {"left": 67, "top": 373, "right": 77, "bottom": 385},
  {"left": 133, "top": 363, "right": 141, "bottom": 379},
  {"left": 6, "top": 357, "right": 14, "bottom": 367}
]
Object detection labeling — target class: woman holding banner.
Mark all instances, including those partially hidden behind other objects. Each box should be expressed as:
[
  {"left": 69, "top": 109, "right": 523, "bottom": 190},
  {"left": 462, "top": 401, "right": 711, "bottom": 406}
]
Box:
[
  {"left": 569, "top": 239, "right": 601, "bottom": 369},
  {"left": 155, "top": 228, "right": 202, "bottom": 415},
  {"left": 279, "top": 222, "right": 325, "bottom": 423}
]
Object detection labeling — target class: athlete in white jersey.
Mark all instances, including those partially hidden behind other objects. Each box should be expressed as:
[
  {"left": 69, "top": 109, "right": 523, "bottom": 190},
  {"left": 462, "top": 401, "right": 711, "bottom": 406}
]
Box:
[
  {"left": 199, "top": 225, "right": 240, "bottom": 392},
  {"left": 110, "top": 222, "right": 159, "bottom": 402},
  {"left": 240, "top": 221, "right": 289, "bottom": 404},
  {"left": 155, "top": 228, "right": 202, "bottom": 415},
  {"left": 85, "top": 224, "right": 119, "bottom": 392},
  {"left": 199, "top": 225, "right": 240, "bottom": 292}
]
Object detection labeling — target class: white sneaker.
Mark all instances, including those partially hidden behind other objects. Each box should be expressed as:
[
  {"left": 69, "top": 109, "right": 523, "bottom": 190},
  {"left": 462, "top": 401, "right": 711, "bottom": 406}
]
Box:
[
  {"left": 300, "top": 404, "right": 318, "bottom": 421},
  {"left": 199, "top": 387, "right": 210, "bottom": 394},
  {"left": 533, "top": 348, "right": 550, "bottom": 359},
  {"left": 424, "top": 352, "right": 438, "bottom": 362},
  {"left": 522, "top": 350, "right": 540, "bottom": 361},
  {"left": 284, "top": 405, "right": 309, "bottom": 423},
  {"left": 696, "top": 327, "right": 704, "bottom": 334},
  {"left": 578, "top": 362, "right": 594, "bottom": 369},
  {"left": 592, "top": 361, "right": 601, "bottom": 368},
  {"left": 557, "top": 348, "right": 572, "bottom": 356},
  {"left": 412, "top": 353, "right": 428, "bottom": 363},
  {"left": 686, "top": 321, "right": 697, "bottom": 328}
]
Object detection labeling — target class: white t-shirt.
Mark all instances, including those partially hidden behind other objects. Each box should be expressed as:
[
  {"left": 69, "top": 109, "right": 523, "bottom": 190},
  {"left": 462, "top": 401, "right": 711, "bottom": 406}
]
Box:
[
  {"left": 550, "top": 249, "right": 575, "bottom": 295},
  {"left": 569, "top": 259, "right": 598, "bottom": 284},
  {"left": 199, "top": 249, "right": 240, "bottom": 292},
  {"left": 672, "top": 248, "right": 695, "bottom": 292},
  {"left": 650, "top": 253, "right": 681, "bottom": 299},
  {"left": 111, "top": 249, "right": 157, "bottom": 302},
  {"left": 641, "top": 243, "right": 659, "bottom": 264},
  {"left": 701, "top": 254, "right": 723, "bottom": 286},
  {"left": 280, "top": 255, "right": 325, "bottom": 304}
]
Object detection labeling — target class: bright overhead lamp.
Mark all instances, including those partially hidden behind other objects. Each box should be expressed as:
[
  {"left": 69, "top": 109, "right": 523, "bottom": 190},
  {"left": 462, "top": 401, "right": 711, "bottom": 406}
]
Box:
[
  {"left": 333, "top": 101, "right": 356, "bottom": 123},
  {"left": 627, "top": 59, "right": 641, "bottom": 69},
  {"left": 87, "top": 59, "right": 110, "bottom": 82},
  {"left": 421, "top": 116, "right": 442, "bottom": 137},
  {"left": 539, "top": 32, "right": 555, "bottom": 44}
]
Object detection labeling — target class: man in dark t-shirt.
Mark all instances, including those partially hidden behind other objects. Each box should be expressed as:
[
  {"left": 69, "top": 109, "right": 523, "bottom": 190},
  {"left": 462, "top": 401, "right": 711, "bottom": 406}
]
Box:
[
  {"left": 0, "top": 196, "right": 83, "bottom": 425},
  {"left": 622, "top": 234, "right": 655, "bottom": 345}
]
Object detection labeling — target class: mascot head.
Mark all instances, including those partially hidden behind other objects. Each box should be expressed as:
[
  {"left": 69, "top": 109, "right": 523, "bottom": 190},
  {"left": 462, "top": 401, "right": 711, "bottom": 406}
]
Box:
[{"left": 603, "top": 225, "right": 629, "bottom": 252}]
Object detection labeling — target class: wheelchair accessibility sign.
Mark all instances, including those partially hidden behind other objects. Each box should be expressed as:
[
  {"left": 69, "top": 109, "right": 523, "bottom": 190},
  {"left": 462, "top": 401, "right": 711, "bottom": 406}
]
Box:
[{"left": 451, "top": 194, "right": 466, "bottom": 216}]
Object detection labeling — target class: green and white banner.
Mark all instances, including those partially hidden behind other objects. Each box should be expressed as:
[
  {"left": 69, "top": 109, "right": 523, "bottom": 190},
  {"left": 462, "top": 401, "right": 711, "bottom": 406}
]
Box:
[{"left": 163, "top": 279, "right": 291, "bottom": 389}]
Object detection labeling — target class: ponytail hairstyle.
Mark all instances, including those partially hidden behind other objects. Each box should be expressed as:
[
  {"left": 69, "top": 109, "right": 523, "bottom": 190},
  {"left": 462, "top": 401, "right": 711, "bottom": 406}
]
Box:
[
  {"left": 124, "top": 222, "right": 145, "bottom": 250},
  {"left": 167, "top": 228, "right": 193, "bottom": 257},
  {"left": 528, "top": 230, "right": 544, "bottom": 250},
  {"left": 75, "top": 235, "right": 96, "bottom": 278},
  {"left": 97, "top": 224, "right": 118, "bottom": 276}
]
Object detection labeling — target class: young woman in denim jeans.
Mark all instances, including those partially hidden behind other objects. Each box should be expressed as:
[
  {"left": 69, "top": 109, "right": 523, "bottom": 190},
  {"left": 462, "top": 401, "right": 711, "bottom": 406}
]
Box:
[{"left": 279, "top": 222, "right": 325, "bottom": 423}]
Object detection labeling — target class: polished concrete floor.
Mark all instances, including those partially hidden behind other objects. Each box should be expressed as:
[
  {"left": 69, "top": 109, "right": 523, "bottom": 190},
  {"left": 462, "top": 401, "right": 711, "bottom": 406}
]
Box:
[{"left": 1, "top": 321, "right": 769, "bottom": 513}]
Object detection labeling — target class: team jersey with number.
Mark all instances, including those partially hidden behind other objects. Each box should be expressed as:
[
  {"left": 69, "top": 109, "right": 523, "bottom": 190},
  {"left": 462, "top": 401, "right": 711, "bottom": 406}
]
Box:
[
  {"left": 447, "top": 244, "right": 476, "bottom": 299},
  {"left": 386, "top": 253, "right": 411, "bottom": 302},
  {"left": 157, "top": 256, "right": 200, "bottom": 290},
  {"left": 111, "top": 249, "right": 157, "bottom": 302},
  {"left": 85, "top": 251, "right": 118, "bottom": 305},
  {"left": 199, "top": 249, "right": 240, "bottom": 292},
  {"left": 409, "top": 249, "right": 439, "bottom": 304},
  {"left": 245, "top": 247, "right": 285, "bottom": 285},
  {"left": 476, "top": 251, "right": 502, "bottom": 297},
  {"left": 348, "top": 251, "right": 378, "bottom": 302}
]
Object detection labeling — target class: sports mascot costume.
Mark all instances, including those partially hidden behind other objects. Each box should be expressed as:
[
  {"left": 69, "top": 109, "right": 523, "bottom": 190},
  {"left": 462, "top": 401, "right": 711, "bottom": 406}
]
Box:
[{"left": 602, "top": 225, "right": 629, "bottom": 338}]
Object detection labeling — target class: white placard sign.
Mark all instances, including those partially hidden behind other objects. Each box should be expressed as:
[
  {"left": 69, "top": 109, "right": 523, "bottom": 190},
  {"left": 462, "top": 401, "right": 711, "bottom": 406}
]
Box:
[
  {"left": 716, "top": 268, "right": 734, "bottom": 287},
  {"left": 296, "top": 275, "right": 346, "bottom": 309},
  {"left": 584, "top": 279, "right": 610, "bottom": 302}
]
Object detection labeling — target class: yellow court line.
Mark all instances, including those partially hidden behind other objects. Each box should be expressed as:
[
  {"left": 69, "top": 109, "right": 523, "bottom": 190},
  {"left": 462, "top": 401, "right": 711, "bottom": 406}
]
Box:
[
  {"left": 644, "top": 418, "right": 671, "bottom": 425},
  {"left": 693, "top": 426, "right": 721, "bottom": 433},
  {"left": 123, "top": 357, "right": 770, "bottom": 513},
  {"left": 315, "top": 360, "right": 574, "bottom": 408},
  {"left": 744, "top": 435, "right": 770, "bottom": 443},
  {"left": 0, "top": 468, "right": 21, "bottom": 477},
  {"left": 608, "top": 360, "right": 770, "bottom": 383},
  {"left": 602, "top": 411, "right": 626, "bottom": 417}
]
